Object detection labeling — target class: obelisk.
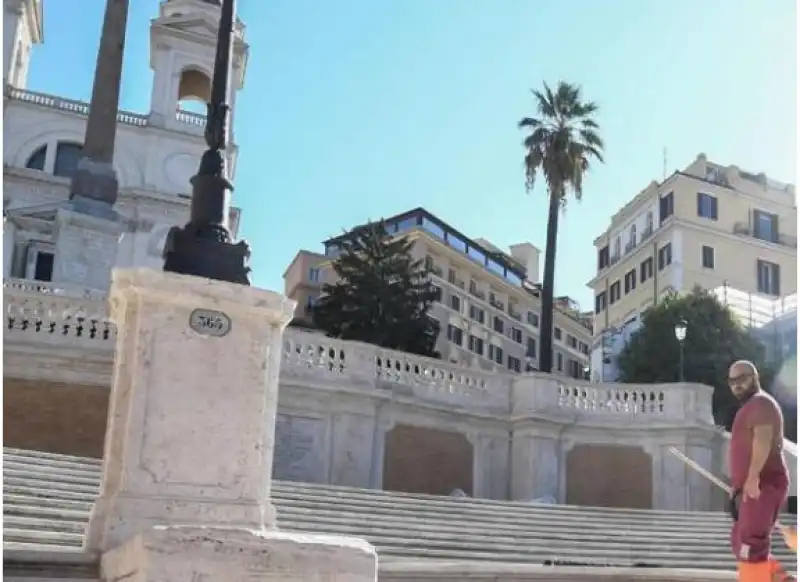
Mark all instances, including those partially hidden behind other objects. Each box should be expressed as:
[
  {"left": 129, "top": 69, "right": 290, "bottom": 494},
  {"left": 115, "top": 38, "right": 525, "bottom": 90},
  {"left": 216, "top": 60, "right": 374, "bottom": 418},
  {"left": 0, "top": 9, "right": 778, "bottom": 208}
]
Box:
[{"left": 53, "top": 0, "right": 129, "bottom": 290}]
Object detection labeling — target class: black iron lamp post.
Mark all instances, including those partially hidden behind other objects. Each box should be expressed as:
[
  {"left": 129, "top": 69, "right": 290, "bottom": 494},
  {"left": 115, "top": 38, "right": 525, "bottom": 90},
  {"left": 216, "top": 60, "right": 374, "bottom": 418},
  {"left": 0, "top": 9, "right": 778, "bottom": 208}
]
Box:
[
  {"left": 674, "top": 320, "right": 687, "bottom": 382},
  {"left": 163, "top": 0, "right": 251, "bottom": 285}
]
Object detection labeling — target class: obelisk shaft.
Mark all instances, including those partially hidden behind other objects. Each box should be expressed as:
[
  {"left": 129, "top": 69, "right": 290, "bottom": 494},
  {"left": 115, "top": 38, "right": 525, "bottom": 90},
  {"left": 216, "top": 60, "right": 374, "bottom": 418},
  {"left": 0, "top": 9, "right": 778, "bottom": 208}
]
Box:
[{"left": 68, "top": 0, "right": 129, "bottom": 210}]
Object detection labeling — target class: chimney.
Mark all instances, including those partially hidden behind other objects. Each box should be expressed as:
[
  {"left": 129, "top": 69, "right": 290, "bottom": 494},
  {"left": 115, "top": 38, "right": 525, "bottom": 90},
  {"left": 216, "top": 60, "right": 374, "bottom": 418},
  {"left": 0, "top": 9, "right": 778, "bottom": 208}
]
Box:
[{"left": 509, "top": 242, "right": 540, "bottom": 284}]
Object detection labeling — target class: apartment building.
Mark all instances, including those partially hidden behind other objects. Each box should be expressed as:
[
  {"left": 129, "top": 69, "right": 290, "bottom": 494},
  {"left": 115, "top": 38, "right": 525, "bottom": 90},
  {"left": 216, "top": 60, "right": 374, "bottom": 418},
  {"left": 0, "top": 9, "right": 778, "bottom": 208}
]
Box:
[
  {"left": 283, "top": 208, "right": 593, "bottom": 379},
  {"left": 587, "top": 153, "right": 797, "bottom": 381}
]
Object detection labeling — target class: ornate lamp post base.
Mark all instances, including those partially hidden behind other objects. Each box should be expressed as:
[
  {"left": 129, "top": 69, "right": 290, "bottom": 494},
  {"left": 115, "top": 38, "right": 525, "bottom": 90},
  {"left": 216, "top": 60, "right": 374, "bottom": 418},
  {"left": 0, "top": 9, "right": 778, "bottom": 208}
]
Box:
[{"left": 163, "top": 225, "right": 251, "bottom": 285}]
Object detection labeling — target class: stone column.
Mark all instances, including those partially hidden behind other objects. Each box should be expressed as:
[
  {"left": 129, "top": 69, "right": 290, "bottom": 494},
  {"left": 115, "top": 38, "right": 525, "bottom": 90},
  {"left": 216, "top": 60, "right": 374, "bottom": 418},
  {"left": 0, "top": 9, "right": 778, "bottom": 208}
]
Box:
[{"left": 87, "top": 268, "right": 377, "bottom": 581}]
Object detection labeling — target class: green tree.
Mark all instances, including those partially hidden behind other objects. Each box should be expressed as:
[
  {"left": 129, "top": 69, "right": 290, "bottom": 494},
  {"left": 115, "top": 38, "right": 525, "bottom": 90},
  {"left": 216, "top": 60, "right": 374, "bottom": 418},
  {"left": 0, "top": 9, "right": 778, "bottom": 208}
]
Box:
[
  {"left": 312, "top": 220, "right": 441, "bottom": 358},
  {"left": 617, "top": 288, "right": 772, "bottom": 429},
  {"left": 518, "top": 81, "right": 604, "bottom": 373}
]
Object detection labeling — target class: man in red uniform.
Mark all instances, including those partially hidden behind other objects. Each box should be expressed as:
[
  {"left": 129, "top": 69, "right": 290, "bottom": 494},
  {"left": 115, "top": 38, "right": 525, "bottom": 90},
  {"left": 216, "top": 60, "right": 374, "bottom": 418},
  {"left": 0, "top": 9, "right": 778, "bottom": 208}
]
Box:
[{"left": 727, "top": 360, "right": 792, "bottom": 581}]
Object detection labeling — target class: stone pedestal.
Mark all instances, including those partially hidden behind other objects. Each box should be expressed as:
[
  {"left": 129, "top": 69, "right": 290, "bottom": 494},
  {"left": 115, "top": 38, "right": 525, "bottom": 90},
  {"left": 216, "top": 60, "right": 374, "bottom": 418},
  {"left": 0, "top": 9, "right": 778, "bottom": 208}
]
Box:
[
  {"left": 85, "top": 268, "right": 296, "bottom": 552},
  {"left": 87, "top": 268, "right": 377, "bottom": 581},
  {"left": 101, "top": 526, "right": 377, "bottom": 582},
  {"left": 53, "top": 207, "right": 125, "bottom": 291}
]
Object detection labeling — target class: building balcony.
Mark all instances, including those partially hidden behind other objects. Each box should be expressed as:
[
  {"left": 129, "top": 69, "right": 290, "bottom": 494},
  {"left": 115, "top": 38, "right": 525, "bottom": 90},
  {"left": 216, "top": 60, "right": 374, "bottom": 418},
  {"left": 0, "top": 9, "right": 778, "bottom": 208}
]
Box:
[
  {"left": 732, "top": 222, "right": 797, "bottom": 249},
  {"left": 3, "top": 277, "right": 713, "bottom": 424}
]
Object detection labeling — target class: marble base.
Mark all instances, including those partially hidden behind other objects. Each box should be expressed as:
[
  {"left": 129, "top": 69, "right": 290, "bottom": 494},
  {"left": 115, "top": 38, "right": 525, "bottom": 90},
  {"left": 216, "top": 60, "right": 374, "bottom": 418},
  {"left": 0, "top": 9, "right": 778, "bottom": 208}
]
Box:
[
  {"left": 100, "top": 526, "right": 378, "bottom": 582},
  {"left": 84, "top": 269, "right": 296, "bottom": 552}
]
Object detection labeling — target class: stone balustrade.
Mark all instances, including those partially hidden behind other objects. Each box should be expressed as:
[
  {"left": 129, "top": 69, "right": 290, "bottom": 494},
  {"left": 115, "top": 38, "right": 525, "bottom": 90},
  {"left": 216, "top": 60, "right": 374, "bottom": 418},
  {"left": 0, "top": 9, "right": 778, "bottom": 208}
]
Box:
[
  {"left": 5, "top": 86, "right": 205, "bottom": 131},
  {"left": 3, "top": 278, "right": 713, "bottom": 421}
]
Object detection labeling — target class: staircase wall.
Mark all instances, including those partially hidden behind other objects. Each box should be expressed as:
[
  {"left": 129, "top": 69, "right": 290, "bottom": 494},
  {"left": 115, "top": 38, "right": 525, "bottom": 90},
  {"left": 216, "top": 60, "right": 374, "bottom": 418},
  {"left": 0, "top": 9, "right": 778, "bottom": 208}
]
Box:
[{"left": 4, "top": 284, "right": 731, "bottom": 511}]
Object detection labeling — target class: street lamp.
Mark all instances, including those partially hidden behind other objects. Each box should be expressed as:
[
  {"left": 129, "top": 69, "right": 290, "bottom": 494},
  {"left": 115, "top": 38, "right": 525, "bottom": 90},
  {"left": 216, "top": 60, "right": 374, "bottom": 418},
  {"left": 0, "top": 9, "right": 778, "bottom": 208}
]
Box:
[
  {"left": 674, "top": 320, "right": 687, "bottom": 382},
  {"left": 163, "top": 0, "right": 251, "bottom": 285}
]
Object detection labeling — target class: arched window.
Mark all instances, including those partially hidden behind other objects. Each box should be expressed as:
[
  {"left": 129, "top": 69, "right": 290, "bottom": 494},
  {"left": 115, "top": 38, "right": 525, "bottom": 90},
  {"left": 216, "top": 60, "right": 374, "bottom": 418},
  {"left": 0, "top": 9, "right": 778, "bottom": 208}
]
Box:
[
  {"left": 177, "top": 68, "right": 211, "bottom": 114},
  {"left": 53, "top": 142, "right": 83, "bottom": 178},
  {"left": 25, "top": 145, "right": 47, "bottom": 171}
]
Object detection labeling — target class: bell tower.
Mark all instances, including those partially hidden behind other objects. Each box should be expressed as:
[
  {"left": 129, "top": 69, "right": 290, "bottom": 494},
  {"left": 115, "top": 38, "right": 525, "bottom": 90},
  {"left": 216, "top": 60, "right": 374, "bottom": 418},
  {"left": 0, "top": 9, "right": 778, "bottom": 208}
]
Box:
[{"left": 148, "top": 0, "right": 248, "bottom": 132}]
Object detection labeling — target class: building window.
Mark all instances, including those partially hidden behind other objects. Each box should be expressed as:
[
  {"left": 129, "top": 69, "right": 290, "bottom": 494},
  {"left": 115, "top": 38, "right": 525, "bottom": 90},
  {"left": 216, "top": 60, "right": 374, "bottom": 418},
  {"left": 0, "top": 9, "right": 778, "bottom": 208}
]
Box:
[
  {"left": 34, "top": 252, "right": 54, "bottom": 281},
  {"left": 305, "top": 295, "right": 317, "bottom": 314},
  {"left": 493, "top": 316, "right": 504, "bottom": 333},
  {"left": 25, "top": 145, "right": 47, "bottom": 171},
  {"left": 507, "top": 355, "right": 521, "bottom": 373},
  {"left": 640, "top": 257, "right": 653, "bottom": 283},
  {"left": 757, "top": 260, "right": 781, "bottom": 296},
  {"left": 447, "top": 325, "right": 463, "bottom": 346},
  {"left": 595, "top": 291, "right": 607, "bottom": 314},
  {"left": 556, "top": 352, "right": 564, "bottom": 372},
  {"left": 527, "top": 311, "right": 539, "bottom": 327},
  {"left": 613, "top": 236, "right": 621, "bottom": 259},
  {"left": 657, "top": 243, "right": 672, "bottom": 270},
  {"left": 469, "top": 305, "right": 485, "bottom": 324},
  {"left": 567, "top": 334, "right": 578, "bottom": 349},
  {"left": 645, "top": 211, "right": 654, "bottom": 234},
  {"left": 609, "top": 281, "right": 621, "bottom": 304},
  {"left": 488, "top": 344, "right": 503, "bottom": 364},
  {"left": 629, "top": 224, "right": 637, "bottom": 248},
  {"left": 701, "top": 245, "right": 715, "bottom": 269},
  {"left": 53, "top": 142, "right": 83, "bottom": 178},
  {"left": 431, "top": 285, "right": 443, "bottom": 301},
  {"left": 579, "top": 341, "right": 589, "bottom": 355},
  {"left": 511, "top": 327, "right": 523, "bottom": 344},
  {"left": 553, "top": 327, "right": 562, "bottom": 341},
  {"left": 697, "top": 193, "right": 718, "bottom": 220},
  {"left": 753, "top": 210, "right": 779, "bottom": 244},
  {"left": 597, "top": 245, "right": 610, "bottom": 270},
  {"left": 526, "top": 337, "right": 537, "bottom": 358},
  {"left": 450, "top": 294, "right": 461, "bottom": 312},
  {"left": 624, "top": 268, "right": 637, "bottom": 294},
  {"left": 468, "top": 334, "right": 484, "bottom": 356},
  {"left": 659, "top": 192, "right": 674, "bottom": 224}
]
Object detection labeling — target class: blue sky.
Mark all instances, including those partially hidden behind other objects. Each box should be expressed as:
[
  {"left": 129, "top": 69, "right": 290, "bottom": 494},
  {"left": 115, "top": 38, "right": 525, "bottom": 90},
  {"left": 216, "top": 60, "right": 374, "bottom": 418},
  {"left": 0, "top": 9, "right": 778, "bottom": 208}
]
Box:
[{"left": 28, "top": 0, "right": 797, "bottom": 307}]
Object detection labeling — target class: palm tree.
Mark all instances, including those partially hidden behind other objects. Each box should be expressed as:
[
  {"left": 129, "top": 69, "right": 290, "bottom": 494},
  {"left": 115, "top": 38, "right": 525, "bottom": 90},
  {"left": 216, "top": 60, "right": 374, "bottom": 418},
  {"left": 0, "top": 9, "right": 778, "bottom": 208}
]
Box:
[{"left": 518, "top": 81, "right": 604, "bottom": 373}]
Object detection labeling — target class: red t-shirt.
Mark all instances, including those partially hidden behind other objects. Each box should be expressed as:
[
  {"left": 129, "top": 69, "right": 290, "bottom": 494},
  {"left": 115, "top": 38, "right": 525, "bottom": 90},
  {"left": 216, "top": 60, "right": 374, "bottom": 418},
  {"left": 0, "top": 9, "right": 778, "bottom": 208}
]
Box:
[{"left": 729, "top": 391, "right": 789, "bottom": 489}]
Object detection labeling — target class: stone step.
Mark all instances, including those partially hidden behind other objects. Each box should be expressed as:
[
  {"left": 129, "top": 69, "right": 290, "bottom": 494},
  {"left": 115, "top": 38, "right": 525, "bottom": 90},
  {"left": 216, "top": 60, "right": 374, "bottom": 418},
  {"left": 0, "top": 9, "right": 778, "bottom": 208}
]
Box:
[
  {"left": 3, "top": 459, "right": 102, "bottom": 480},
  {"left": 1, "top": 485, "right": 732, "bottom": 535},
  {"left": 3, "top": 528, "right": 84, "bottom": 547},
  {"left": 4, "top": 515, "right": 86, "bottom": 534},
  {"left": 2, "top": 448, "right": 103, "bottom": 466},
  {"left": 2, "top": 498, "right": 738, "bottom": 542},
  {"left": 3, "top": 468, "right": 735, "bottom": 529},
  {"left": 0, "top": 451, "right": 734, "bottom": 518},
  {"left": 0, "top": 507, "right": 741, "bottom": 552}
]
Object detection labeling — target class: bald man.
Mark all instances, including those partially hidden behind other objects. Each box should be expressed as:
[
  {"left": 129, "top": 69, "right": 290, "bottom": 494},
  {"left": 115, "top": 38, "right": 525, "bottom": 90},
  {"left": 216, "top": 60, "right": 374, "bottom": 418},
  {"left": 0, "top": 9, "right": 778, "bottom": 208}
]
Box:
[{"left": 727, "top": 360, "right": 792, "bottom": 581}]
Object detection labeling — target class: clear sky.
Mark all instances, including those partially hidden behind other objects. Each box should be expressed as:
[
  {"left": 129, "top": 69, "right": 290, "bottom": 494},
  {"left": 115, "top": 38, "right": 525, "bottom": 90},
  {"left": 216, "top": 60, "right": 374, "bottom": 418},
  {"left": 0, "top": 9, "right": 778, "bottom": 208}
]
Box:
[{"left": 27, "top": 0, "right": 797, "bottom": 307}]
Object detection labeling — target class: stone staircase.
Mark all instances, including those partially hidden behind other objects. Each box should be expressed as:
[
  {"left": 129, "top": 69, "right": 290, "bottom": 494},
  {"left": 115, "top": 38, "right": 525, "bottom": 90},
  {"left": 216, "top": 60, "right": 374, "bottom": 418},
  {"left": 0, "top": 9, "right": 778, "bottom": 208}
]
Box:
[{"left": 3, "top": 448, "right": 795, "bottom": 579}]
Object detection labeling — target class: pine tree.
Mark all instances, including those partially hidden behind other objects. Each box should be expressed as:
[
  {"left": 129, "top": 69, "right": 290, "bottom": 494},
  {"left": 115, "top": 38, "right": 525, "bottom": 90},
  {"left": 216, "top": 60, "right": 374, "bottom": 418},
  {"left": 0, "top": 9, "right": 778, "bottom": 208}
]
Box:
[{"left": 312, "top": 221, "right": 441, "bottom": 358}]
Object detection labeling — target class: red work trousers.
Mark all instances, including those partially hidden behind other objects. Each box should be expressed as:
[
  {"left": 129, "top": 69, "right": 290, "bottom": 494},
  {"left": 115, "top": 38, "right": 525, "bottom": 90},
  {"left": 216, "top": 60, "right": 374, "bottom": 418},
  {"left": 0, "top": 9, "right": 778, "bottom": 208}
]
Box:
[{"left": 730, "top": 483, "right": 788, "bottom": 563}]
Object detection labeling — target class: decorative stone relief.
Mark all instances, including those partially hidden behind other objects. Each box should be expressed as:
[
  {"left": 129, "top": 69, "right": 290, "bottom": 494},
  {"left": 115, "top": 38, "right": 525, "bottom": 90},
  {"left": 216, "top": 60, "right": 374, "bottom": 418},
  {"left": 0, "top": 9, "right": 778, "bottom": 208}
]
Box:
[{"left": 272, "top": 413, "right": 327, "bottom": 483}]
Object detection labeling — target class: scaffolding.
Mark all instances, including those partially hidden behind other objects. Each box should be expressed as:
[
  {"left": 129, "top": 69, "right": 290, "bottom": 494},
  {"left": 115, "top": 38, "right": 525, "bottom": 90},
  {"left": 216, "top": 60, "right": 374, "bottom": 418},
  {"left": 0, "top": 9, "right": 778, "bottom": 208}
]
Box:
[
  {"left": 713, "top": 284, "right": 798, "bottom": 363},
  {"left": 712, "top": 284, "right": 797, "bottom": 329}
]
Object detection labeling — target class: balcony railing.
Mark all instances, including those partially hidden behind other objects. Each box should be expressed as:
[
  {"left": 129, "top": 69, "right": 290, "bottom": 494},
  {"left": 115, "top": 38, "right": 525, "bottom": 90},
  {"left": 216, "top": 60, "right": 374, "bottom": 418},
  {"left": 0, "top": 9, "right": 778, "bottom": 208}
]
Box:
[
  {"left": 733, "top": 222, "right": 797, "bottom": 249},
  {"left": 6, "top": 86, "right": 206, "bottom": 132}
]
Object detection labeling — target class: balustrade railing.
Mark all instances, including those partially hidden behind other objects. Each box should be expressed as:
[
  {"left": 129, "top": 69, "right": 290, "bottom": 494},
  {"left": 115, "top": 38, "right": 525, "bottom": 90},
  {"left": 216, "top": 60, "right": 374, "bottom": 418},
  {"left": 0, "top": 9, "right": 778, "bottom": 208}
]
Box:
[
  {"left": 6, "top": 87, "right": 206, "bottom": 131},
  {"left": 3, "top": 278, "right": 712, "bottom": 420}
]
